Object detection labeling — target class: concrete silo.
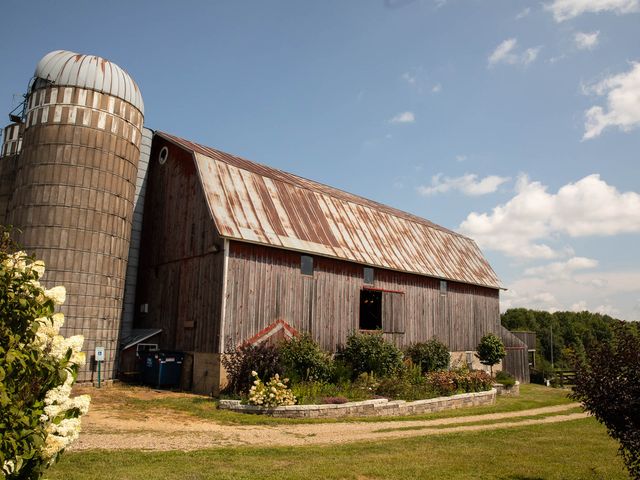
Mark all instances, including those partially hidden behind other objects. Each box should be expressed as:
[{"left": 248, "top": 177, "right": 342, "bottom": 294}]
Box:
[
  {"left": 0, "top": 122, "right": 23, "bottom": 222},
  {"left": 6, "top": 50, "right": 145, "bottom": 382}
]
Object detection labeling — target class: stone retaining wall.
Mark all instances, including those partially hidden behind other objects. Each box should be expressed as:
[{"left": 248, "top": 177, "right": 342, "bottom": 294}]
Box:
[
  {"left": 493, "top": 381, "right": 520, "bottom": 396},
  {"left": 218, "top": 389, "right": 496, "bottom": 419}
]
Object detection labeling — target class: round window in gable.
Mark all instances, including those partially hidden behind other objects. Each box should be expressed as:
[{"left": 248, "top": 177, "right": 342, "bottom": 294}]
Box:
[{"left": 158, "top": 146, "right": 169, "bottom": 165}]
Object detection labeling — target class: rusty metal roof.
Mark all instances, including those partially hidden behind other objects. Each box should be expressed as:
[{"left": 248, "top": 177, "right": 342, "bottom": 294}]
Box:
[{"left": 157, "top": 132, "right": 502, "bottom": 289}]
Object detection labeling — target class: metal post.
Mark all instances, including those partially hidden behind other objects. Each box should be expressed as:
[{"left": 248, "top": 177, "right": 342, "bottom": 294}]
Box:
[
  {"left": 97, "top": 360, "right": 101, "bottom": 388},
  {"left": 550, "top": 324, "right": 554, "bottom": 370}
]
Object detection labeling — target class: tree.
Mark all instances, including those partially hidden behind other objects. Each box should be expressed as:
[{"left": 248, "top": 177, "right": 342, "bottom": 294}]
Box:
[
  {"left": 0, "top": 231, "right": 89, "bottom": 479},
  {"left": 476, "top": 333, "right": 506, "bottom": 376},
  {"left": 570, "top": 322, "right": 640, "bottom": 479}
]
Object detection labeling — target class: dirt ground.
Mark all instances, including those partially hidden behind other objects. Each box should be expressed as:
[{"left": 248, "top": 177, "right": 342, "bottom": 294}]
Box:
[{"left": 69, "top": 385, "right": 587, "bottom": 451}]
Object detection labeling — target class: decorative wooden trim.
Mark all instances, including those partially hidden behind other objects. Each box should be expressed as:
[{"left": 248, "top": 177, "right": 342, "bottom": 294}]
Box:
[{"left": 243, "top": 319, "right": 299, "bottom": 347}]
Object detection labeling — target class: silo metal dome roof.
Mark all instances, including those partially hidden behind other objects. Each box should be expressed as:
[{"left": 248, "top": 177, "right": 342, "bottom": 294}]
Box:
[{"left": 33, "top": 50, "right": 144, "bottom": 113}]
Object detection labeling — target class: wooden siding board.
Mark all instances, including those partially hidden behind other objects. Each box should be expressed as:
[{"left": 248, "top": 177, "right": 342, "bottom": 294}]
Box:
[{"left": 222, "top": 242, "right": 500, "bottom": 353}]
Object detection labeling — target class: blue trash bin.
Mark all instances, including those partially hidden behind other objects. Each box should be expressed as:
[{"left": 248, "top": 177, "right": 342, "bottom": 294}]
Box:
[{"left": 141, "top": 351, "right": 184, "bottom": 388}]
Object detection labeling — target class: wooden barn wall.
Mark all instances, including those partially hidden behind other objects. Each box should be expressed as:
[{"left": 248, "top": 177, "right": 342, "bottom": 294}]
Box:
[
  {"left": 223, "top": 242, "right": 500, "bottom": 352},
  {"left": 500, "top": 326, "right": 530, "bottom": 383},
  {"left": 135, "top": 139, "right": 224, "bottom": 353}
]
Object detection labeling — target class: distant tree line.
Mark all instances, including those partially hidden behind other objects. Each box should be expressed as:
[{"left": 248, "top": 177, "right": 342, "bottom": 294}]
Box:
[{"left": 500, "top": 308, "right": 639, "bottom": 373}]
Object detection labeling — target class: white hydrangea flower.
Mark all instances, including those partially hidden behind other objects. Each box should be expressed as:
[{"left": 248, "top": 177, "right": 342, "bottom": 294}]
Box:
[
  {"left": 2, "top": 459, "right": 16, "bottom": 475},
  {"left": 49, "top": 334, "right": 84, "bottom": 361},
  {"left": 32, "top": 260, "right": 45, "bottom": 278},
  {"left": 44, "top": 285, "right": 66, "bottom": 305}
]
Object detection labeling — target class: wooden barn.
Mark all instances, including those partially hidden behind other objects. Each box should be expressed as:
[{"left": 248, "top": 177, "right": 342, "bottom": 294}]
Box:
[{"left": 134, "top": 132, "right": 528, "bottom": 393}]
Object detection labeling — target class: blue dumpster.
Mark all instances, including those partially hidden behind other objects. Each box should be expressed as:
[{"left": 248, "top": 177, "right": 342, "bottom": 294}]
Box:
[{"left": 141, "top": 351, "right": 184, "bottom": 388}]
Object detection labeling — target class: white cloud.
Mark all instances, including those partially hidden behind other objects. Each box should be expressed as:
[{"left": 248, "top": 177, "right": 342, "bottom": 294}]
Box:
[
  {"left": 401, "top": 72, "right": 416, "bottom": 85},
  {"left": 488, "top": 38, "right": 541, "bottom": 67},
  {"left": 459, "top": 174, "right": 640, "bottom": 259},
  {"left": 583, "top": 62, "right": 640, "bottom": 139},
  {"left": 431, "top": 83, "right": 442, "bottom": 93},
  {"left": 502, "top": 270, "right": 640, "bottom": 320},
  {"left": 594, "top": 304, "right": 621, "bottom": 316},
  {"left": 389, "top": 111, "right": 415, "bottom": 124},
  {"left": 571, "top": 300, "right": 588, "bottom": 311},
  {"left": 524, "top": 257, "right": 598, "bottom": 278},
  {"left": 546, "top": 0, "right": 639, "bottom": 22},
  {"left": 574, "top": 31, "right": 600, "bottom": 50},
  {"left": 502, "top": 289, "right": 559, "bottom": 311},
  {"left": 417, "top": 173, "right": 510, "bottom": 196},
  {"left": 516, "top": 7, "right": 531, "bottom": 19}
]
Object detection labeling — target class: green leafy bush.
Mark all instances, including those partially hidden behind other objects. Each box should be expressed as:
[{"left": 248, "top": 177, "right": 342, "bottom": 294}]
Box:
[
  {"left": 404, "top": 338, "right": 450, "bottom": 373},
  {"left": 338, "top": 332, "right": 404, "bottom": 379},
  {"left": 0, "top": 236, "right": 89, "bottom": 479},
  {"left": 495, "top": 370, "right": 516, "bottom": 387},
  {"left": 375, "top": 363, "right": 437, "bottom": 401},
  {"left": 222, "top": 342, "right": 282, "bottom": 395},
  {"left": 570, "top": 321, "right": 640, "bottom": 479},
  {"left": 279, "top": 333, "right": 333, "bottom": 382},
  {"left": 476, "top": 333, "right": 506, "bottom": 375}
]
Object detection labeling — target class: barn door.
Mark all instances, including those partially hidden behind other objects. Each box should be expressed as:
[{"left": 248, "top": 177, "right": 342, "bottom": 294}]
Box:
[{"left": 382, "top": 292, "right": 405, "bottom": 334}]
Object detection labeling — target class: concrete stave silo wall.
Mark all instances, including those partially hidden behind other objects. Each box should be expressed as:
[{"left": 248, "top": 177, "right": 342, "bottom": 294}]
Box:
[{"left": 7, "top": 53, "right": 144, "bottom": 382}]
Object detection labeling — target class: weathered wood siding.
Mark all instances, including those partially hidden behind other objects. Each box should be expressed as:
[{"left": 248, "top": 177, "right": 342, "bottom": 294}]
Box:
[
  {"left": 223, "top": 242, "right": 501, "bottom": 352},
  {"left": 500, "top": 326, "right": 530, "bottom": 383},
  {"left": 135, "top": 138, "right": 225, "bottom": 353}
]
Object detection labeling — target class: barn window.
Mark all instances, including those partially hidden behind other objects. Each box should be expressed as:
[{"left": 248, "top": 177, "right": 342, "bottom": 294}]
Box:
[
  {"left": 440, "top": 280, "right": 447, "bottom": 295},
  {"left": 301, "top": 255, "right": 314, "bottom": 276},
  {"left": 364, "top": 267, "right": 374, "bottom": 285},
  {"left": 359, "top": 289, "right": 405, "bottom": 333},
  {"left": 359, "top": 289, "right": 382, "bottom": 330}
]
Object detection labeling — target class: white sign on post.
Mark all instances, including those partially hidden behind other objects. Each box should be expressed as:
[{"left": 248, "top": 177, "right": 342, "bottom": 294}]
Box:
[{"left": 95, "top": 346, "right": 105, "bottom": 362}]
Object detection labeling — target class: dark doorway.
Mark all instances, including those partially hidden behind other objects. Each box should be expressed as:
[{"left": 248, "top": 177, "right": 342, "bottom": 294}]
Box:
[{"left": 359, "top": 289, "right": 382, "bottom": 330}]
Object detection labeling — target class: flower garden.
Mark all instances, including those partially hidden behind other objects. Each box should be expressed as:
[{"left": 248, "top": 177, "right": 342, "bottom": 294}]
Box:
[{"left": 222, "top": 331, "right": 510, "bottom": 409}]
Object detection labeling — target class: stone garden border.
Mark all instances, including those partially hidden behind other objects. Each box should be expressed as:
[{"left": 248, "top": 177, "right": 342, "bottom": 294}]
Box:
[{"left": 218, "top": 388, "right": 496, "bottom": 419}]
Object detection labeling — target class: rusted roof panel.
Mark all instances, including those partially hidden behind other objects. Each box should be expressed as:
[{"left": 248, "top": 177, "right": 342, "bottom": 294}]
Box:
[{"left": 157, "top": 132, "right": 502, "bottom": 289}]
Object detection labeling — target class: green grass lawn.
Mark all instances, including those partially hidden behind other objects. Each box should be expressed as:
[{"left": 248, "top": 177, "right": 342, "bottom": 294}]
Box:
[
  {"left": 113, "top": 383, "right": 575, "bottom": 426},
  {"left": 49, "top": 417, "right": 626, "bottom": 479}
]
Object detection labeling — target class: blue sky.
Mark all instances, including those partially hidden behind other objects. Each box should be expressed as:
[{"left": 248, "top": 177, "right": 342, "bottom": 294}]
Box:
[{"left": 1, "top": 0, "right": 639, "bottom": 320}]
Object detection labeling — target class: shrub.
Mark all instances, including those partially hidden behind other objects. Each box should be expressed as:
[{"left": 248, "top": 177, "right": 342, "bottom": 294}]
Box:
[
  {"left": 375, "top": 363, "right": 436, "bottom": 401},
  {"left": 426, "top": 371, "right": 458, "bottom": 396},
  {"left": 221, "top": 342, "right": 282, "bottom": 395},
  {"left": 476, "top": 333, "right": 506, "bottom": 376},
  {"left": 570, "top": 321, "right": 640, "bottom": 479},
  {"left": 246, "top": 372, "right": 296, "bottom": 407},
  {"left": 404, "top": 338, "right": 450, "bottom": 373},
  {"left": 460, "top": 370, "right": 494, "bottom": 392},
  {"left": 279, "top": 333, "right": 333, "bottom": 382},
  {"left": 426, "top": 370, "right": 493, "bottom": 396},
  {"left": 495, "top": 370, "right": 516, "bottom": 387},
  {"left": 338, "top": 332, "right": 404, "bottom": 379},
  {"left": 0, "top": 240, "right": 89, "bottom": 479}
]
